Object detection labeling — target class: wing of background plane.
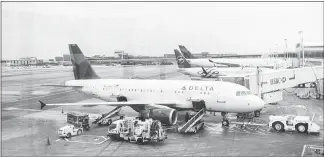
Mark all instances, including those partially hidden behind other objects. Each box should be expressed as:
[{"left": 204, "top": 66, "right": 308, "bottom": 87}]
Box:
[
  {"left": 41, "top": 84, "right": 83, "bottom": 88},
  {"left": 209, "top": 59, "right": 241, "bottom": 67}
]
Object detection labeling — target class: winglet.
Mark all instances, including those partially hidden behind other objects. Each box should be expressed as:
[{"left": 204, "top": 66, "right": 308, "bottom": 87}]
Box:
[{"left": 39, "top": 100, "right": 46, "bottom": 109}]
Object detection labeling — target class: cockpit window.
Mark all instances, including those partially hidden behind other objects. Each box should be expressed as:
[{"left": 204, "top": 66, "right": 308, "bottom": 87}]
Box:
[
  {"left": 240, "top": 91, "right": 247, "bottom": 96},
  {"left": 246, "top": 91, "right": 252, "bottom": 95},
  {"left": 236, "top": 91, "right": 240, "bottom": 96}
]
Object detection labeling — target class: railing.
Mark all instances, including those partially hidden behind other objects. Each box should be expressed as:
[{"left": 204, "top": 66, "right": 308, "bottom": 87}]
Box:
[
  {"left": 178, "top": 109, "right": 205, "bottom": 133},
  {"left": 93, "top": 106, "right": 122, "bottom": 124}
]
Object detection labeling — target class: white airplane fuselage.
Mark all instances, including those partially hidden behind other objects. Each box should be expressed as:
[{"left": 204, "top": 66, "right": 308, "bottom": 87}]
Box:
[
  {"left": 65, "top": 79, "right": 264, "bottom": 113},
  {"left": 177, "top": 67, "right": 276, "bottom": 78},
  {"left": 187, "top": 58, "right": 291, "bottom": 68}
]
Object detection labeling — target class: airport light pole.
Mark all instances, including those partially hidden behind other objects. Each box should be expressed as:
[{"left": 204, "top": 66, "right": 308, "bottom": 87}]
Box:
[
  {"left": 299, "top": 31, "right": 305, "bottom": 67},
  {"left": 276, "top": 44, "right": 279, "bottom": 58},
  {"left": 285, "top": 39, "right": 288, "bottom": 59}
]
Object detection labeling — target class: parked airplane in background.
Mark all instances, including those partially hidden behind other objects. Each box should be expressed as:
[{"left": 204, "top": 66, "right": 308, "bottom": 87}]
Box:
[
  {"left": 178, "top": 45, "right": 291, "bottom": 69},
  {"left": 39, "top": 44, "right": 264, "bottom": 127},
  {"left": 174, "top": 49, "right": 275, "bottom": 79}
]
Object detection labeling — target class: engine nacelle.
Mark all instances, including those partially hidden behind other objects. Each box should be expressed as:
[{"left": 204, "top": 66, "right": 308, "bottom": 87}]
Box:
[{"left": 138, "top": 109, "right": 178, "bottom": 125}]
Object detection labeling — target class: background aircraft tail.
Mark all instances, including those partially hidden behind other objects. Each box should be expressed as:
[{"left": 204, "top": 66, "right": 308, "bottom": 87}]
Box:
[
  {"left": 179, "top": 45, "right": 196, "bottom": 59},
  {"left": 174, "top": 49, "right": 191, "bottom": 68},
  {"left": 69, "top": 44, "right": 100, "bottom": 80}
]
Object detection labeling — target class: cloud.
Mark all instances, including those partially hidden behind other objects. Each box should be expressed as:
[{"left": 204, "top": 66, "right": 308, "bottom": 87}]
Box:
[{"left": 2, "top": 2, "right": 323, "bottom": 60}]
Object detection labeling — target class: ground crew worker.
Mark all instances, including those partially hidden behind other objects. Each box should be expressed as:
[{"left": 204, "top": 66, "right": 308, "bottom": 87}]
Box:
[{"left": 185, "top": 112, "right": 190, "bottom": 122}]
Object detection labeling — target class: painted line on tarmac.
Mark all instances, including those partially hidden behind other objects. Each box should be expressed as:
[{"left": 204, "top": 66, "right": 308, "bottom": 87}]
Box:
[
  {"left": 2, "top": 107, "right": 41, "bottom": 112},
  {"left": 2, "top": 90, "right": 74, "bottom": 104},
  {"left": 61, "top": 135, "right": 108, "bottom": 145},
  {"left": 223, "top": 138, "right": 241, "bottom": 141},
  {"left": 301, "top": 145, "right": 307, "bottom": 157}
]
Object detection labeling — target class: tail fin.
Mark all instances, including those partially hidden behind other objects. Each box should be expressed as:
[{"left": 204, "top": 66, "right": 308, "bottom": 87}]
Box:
[
  {"left": 69, "top": 44, "right": 100, "bottom": 80},
  {"left": 174, "top": 49, "right": 191, "bottom": 68},
  {"left": 179, "top": 45, "right": 195, "bottom": 59}
]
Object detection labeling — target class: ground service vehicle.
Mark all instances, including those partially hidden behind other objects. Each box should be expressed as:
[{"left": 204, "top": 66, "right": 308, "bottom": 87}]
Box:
[
  {"left": 107, "top": 118, "right": 167, "bottom": 144},
  {"left": 92, "top": 107, "right": 125, "bottom": 126},
  {"left": 58, "top": 124, "right": 83, "bottom": 138},
  {"left": 180, "top": 110, "right": 205, "bottom": 133},
  {"left": 67, "top": 112, "right": 90, "bottom": 131},
  {"left": 269, "top": 115, "right": 320, "bottom": 133}
]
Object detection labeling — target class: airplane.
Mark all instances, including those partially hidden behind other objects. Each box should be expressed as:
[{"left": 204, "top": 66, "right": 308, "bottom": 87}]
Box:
[
  {"left": 39, "top": 44, "right": 265, "bottom": 127},
  {"left": 178, "top": 45, "right": 290, "bottom": 68},
  {"left": 174, "top": 49, "right": 275, "bottom": 79}
]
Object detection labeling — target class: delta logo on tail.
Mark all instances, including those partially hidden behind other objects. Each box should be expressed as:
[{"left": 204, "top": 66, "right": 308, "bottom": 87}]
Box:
[
  {"left": 177, "top": 56, "right": 185, "bottom": 64},
  {"left": 174, "top": 49, "right": 191, "bottom": 68}
]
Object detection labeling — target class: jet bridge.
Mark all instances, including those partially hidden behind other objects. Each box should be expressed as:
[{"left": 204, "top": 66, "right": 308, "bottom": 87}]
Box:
[{"left": 245, "top": 66, "right": 323, "bottom": 104}]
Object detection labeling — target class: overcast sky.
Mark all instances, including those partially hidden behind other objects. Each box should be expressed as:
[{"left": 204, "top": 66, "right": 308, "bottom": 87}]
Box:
[{"left": 2, "top": 2, "right": 323, "bottom": 60}]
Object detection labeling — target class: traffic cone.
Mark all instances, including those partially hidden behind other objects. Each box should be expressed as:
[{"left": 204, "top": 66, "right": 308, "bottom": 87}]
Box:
[{"left": 47, "top": 136, "right": 51, "bottom": 145}]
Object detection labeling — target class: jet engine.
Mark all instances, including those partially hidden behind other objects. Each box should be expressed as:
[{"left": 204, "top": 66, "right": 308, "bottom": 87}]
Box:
[{"left": 139, "top": 109, "right": 178, "bottom": 125}]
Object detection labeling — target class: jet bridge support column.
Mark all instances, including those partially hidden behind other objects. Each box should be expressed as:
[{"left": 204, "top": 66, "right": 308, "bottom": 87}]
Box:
[{"left": 256, "top": 66, "right": 262, "bottom": 98}]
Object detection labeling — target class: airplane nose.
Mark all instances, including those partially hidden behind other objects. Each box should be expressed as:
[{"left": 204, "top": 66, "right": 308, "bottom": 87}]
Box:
[{"left": 254, "top": 96, "right": 265, "bottom": 110}]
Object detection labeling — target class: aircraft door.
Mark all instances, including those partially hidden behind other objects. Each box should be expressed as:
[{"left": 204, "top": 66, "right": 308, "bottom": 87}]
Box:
[{"left": 192, "top": 100, "right": 206, "bottom": 112}]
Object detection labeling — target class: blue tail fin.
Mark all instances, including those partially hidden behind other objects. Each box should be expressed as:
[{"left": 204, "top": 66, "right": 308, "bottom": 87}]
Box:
[
  {"left": 69, "top": 44, "right": 100, "bottom": 80},
  {"left": 174, "top": 49, "right": 191, "bottom": 68},
  {"left": 179, "top": 45, "right": 196, "bottom": 59}
]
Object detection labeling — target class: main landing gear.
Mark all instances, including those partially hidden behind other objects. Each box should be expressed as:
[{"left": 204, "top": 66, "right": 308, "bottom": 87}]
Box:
[{"left": 221, "top": 112, "right": 229, "bottom": 127}]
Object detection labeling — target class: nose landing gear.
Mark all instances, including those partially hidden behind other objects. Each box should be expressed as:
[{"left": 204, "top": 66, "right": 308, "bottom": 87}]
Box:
[{"left": 221, "top": 112, "right": 229, "bottom": 127}]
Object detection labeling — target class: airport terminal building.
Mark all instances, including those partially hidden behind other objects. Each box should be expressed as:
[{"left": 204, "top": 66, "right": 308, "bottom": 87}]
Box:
[{"left": 269, "top": 42, "right": 324, "bottom": 59}]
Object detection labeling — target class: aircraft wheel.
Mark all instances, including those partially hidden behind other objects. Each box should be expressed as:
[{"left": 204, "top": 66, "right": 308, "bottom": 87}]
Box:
[
  {"left": 77, "top": 129, "right": 82, "bottom": 135},
  {"left": 254, "top": 110, "right": 261, "bottom": 117},
  {"left": 66, "top": 133, "right": 72, "bottom": 138},
  {"left": 296, "top": 123, "right": 308, "bottom": 133},
  {"left": 272, "top": 121, "right": 284, "bottom": 132},
  {"left": 222, "top": 120, "right": 229, "bottom": 127},
  {"left": 107, "top": 119, "right": 112, "bottom": 126}
]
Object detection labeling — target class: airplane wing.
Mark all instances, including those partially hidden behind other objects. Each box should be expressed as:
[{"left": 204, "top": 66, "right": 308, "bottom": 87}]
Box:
[
  {"left": 209, "top": 59, "right": 241, "bottom": 67},
  {"left": 39, "top": 100, "right": 179, "bottom": 110}
]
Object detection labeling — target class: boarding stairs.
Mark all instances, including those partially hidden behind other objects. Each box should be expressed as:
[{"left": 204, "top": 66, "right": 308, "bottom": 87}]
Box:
[
  {"left": 178, "top": 108, "right": 205, "bottom": 133},
  {"left": 92, "top": 106, "right": 122, "bottom": 124}
]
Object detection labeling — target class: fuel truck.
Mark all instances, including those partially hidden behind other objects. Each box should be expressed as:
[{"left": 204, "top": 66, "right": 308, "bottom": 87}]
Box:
[{"left": 107, "top": 117, "right": 167, "bottom": 144}]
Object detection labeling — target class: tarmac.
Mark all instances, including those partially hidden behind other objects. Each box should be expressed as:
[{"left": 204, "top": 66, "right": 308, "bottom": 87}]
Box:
[{"left": 1, "top": 65, "right": 323, "bottom": 156}]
